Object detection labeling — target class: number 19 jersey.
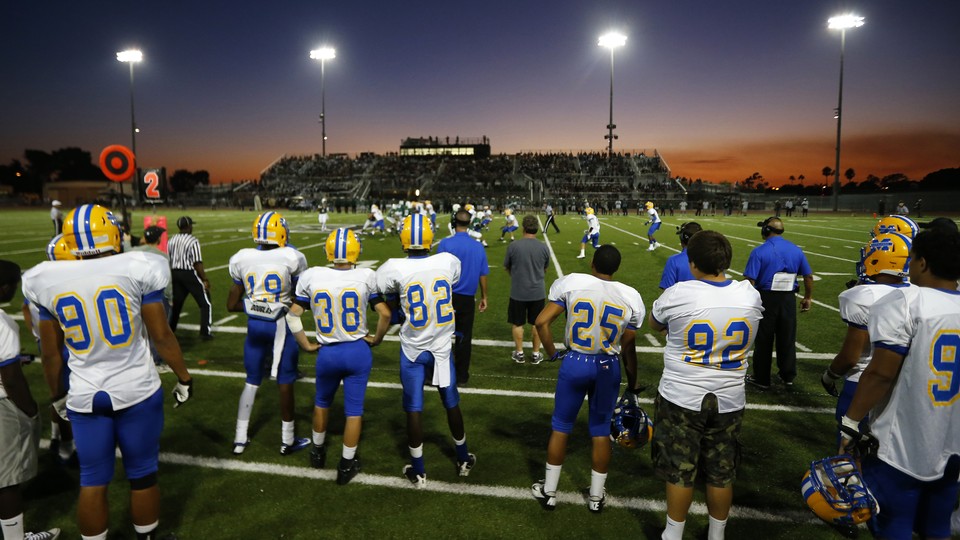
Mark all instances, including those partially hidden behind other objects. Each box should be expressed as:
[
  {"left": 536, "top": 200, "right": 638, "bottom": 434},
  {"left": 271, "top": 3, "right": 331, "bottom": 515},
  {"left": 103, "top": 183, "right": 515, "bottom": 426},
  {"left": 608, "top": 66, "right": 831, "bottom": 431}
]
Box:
[
  {"left": 653, "top": 279, "right": 763, "bottom": 413},
  {"left": 295, "top": 267, "right": 379, "bottom": 345},
  {"left": 547, "top": 273, "right": 645, "bottom": 355},
  {"left": 228, "top": 247, "right": 308, "bottom": 320},
  {"left": 375, "top": 253, "right": 460, "bottom": 359}
]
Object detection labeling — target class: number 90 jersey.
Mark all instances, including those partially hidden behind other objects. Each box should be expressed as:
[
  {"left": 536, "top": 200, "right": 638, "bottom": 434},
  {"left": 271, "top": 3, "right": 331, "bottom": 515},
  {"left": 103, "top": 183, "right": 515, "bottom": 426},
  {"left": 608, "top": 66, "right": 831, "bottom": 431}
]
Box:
[
  {"left": 376, "top": 253, "right": 460, "bottom": 360},
  {"left": 652, "top": 280, "right": 763, "bottom": 413},
  {"left": 21, "top": 252, "right": 170, "bottom": 413},
  {"left": 229, "top": 247, "right": 308, "bottom": 319},
  {"left": 295, "top": 267, "right": 379, "bottom": 345},
  {"left": 548, "top": 273, "right": 645, "bottom": 355}
]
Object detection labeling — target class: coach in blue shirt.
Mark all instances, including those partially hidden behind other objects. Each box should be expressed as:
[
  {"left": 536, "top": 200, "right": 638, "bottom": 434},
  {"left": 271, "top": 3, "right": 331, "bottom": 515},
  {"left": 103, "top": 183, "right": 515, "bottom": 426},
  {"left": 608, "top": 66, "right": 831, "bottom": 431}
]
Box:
[
  {"left": 659, "top": 222, "right": 702, "bottom": 290},
  {"left": 743, "top": 217, "right": 813, "bottom": 390},
  {"left": 437, "top": 209, "right": 489, "bottom": 385}
]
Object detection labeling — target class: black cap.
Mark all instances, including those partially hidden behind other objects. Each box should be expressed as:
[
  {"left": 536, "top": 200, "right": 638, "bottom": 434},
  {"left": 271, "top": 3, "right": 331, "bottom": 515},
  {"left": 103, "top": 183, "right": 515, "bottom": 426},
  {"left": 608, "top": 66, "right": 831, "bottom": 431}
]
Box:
[
  {"left": 918, "top": 217, "right": 958, "bottom": 233},
  {"left": 144, "top": 226, "right": 166, "bottom": 243},
  {"left": 177, "top": 216, "right": 194, "bottom": 229}
]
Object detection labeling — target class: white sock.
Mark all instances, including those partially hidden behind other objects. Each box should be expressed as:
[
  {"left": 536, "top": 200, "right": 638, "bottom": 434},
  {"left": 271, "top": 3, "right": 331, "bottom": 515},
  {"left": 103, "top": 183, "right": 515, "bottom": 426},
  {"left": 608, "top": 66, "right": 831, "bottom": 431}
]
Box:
[
  {"left": 234, "top": 383, "right": 259, "bottom": 441},
  {"left": 408, "top": 444, "right": 423, "bottom": 458},
  {"left": 312, "top": 430, "right": 326, "bottom": 446},
  {"left": 59, "top": 439, "right": 75, "bottom": 461},
  {"left": 281, "top": 421, "right": 295, "bottom": 445},
  {"left": 134, "top": 520, "right": 158, "bottom": 535},
  {"left": 81, "top": 532, "right": 108, "bottom": 540},
  {"left": 1, "top": 514, "right": 24, "bottom": 540},
  {"left": 708, "top": 515, "right": 727, "bottom": 540},
  {"left": 342, "top": 445, "right": 357, "bottom": 460},
  {"left": 544, "top": 463, "right": 562, "bottom": 494},
  {"left": 590, "top": 469, "right": 607, "bottom": 499},
  {"left": 453, "top": 435, "right": 466, "bottom": 446},
  {"left": 578, "top": 250, "right": 585, "bottom": 256},
  {"left": 662, "top": 516, "right": 685, "bottom": 540}
]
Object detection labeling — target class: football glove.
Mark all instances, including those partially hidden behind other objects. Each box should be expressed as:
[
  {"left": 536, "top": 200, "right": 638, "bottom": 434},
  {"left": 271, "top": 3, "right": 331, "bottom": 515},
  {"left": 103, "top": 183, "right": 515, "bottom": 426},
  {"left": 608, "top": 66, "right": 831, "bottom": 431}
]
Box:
[
  {"left": 549, "top": 349, "right": 569, "bottom": 362},
  {"left": 52, "top": 393, "right": 68, "bottom": 421},
  {"left": 173, "top": 378, "right": 193, "bottom": 408},
  {"left": 621, "top": 387, "right": 642, "bottom": 409},
  {"left": 821, "top": 368, "right": 842, "bottom": 397}
]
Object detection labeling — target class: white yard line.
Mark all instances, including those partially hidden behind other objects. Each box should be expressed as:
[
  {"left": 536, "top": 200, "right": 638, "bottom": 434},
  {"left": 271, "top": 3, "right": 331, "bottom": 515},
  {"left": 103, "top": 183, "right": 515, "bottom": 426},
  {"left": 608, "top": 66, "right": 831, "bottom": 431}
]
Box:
[
  {"left": 537, "top": 217, "right": 564, "bottom": 278},
  {"left": 644, "top": 333, "right": 661, "bottom": 347},
  {"left": 795, "top": 342, "right": 811, "bottom": 352},
  {"left": 213, "top": 315, "right": 239, "bottom": 325}
]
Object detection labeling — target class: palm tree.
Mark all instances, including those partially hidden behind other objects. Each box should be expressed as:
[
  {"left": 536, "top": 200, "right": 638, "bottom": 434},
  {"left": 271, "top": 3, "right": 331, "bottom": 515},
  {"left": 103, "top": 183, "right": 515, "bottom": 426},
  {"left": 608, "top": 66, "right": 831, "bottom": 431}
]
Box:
[
  {"left": 789, "top": 175, "right": 796, "bottom": 185},
  {"left": 844, "top": 168, "right": 856, "bottom": 182},
  {"left": 822, "top": 166, "right": 833, "bottom": 185},
  {"left": 798, "top": 174, "right": 805, "bottom": 185}
]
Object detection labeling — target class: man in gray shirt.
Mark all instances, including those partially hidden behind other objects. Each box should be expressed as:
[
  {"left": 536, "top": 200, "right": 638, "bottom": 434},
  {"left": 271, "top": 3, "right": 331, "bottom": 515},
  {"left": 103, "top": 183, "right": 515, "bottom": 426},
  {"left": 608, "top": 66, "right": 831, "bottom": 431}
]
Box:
[{"left": 504, "top": 215, "right": 551, "bottom": 364}]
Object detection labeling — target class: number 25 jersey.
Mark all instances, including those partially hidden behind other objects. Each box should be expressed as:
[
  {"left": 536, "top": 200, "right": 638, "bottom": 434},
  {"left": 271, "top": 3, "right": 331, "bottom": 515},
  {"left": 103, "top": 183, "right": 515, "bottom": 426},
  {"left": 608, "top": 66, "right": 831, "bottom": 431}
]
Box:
[{"left": 548, "top": 273, "right": 645, "bottom": 356}]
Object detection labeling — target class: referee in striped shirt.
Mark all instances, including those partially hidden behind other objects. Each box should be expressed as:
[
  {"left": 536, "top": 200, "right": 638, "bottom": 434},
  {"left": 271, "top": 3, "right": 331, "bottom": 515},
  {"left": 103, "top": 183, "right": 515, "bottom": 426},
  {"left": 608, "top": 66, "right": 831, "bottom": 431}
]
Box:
[{"left": 168, "top": 216, "right": 213, "bottom": 340}]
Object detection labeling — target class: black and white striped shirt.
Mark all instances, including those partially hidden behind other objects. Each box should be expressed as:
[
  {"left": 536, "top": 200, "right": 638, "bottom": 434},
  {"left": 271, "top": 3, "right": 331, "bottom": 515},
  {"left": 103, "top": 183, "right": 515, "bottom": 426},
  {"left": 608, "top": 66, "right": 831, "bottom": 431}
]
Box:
[{"left": 167, "top": 233, "right": 203, "bottom": 270}]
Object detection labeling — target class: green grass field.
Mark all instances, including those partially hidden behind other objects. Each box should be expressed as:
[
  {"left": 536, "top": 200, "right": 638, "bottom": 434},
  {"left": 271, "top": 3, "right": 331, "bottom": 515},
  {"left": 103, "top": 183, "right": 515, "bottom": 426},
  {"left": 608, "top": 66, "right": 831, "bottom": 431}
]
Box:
[{"left": 2, "top": 207, "right": 886, "bottom": 539}]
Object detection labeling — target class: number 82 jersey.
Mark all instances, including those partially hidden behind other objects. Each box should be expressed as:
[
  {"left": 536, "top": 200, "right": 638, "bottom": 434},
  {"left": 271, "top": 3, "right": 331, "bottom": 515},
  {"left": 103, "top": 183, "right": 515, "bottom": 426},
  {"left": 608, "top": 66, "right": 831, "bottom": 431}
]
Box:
[{"left": 548, "top": 273, "right": 645, "bottom": 355}]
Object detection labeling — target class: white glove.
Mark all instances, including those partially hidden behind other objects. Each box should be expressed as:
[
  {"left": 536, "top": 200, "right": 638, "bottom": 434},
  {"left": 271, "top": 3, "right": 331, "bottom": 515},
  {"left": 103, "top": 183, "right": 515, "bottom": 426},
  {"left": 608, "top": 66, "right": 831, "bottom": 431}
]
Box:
[{"left": 173, "top": 379, "right": 193, "bottom": 408}]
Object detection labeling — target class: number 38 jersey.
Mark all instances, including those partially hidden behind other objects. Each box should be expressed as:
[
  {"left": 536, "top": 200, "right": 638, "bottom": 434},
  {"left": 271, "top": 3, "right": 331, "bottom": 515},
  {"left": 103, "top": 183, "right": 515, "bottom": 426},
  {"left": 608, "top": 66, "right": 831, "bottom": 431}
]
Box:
[
  {"left": 652, "top": 279, "right": 763, "bottom": 413},
  {"left": 295, "top": 267, "right": 379, "bottom": 345},
  {"left": 21, "top": 252, "right": 170, "bottom": 413},
  {"left": 376, "top": 253, "right": 460, "bottom": 360},
  {"left": 548, "top": 273, "right": 645, "bottom": 356},
  {"left": 229, "top": 247, "right": 308, "bottom": 320},
  {"left": 867, "top": 286, "right": 960, "bottom": 481}
]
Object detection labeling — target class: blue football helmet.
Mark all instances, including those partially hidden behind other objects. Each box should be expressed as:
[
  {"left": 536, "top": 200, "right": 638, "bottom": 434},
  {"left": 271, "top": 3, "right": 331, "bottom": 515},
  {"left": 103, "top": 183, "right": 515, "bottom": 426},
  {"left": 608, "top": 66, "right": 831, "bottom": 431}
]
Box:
[
  {"left": 801, "top": 455, "right": 879, "bottom": 526},
  {"left": 610, "top": 397, "right": 653, "bottom": 449}
]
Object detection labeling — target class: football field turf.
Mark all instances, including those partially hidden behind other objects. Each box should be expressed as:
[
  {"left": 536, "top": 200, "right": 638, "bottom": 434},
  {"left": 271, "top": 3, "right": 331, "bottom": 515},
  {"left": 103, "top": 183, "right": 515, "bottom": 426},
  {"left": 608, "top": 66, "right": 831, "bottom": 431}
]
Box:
[{"left": 2, "top": 207, "right": 884, "bottom": 538}]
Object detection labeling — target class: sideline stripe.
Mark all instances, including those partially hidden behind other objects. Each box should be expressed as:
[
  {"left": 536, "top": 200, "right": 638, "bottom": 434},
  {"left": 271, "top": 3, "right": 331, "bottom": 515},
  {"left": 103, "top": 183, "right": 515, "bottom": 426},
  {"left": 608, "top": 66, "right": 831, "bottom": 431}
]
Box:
[
  {"left": 537, "top": 216, "right": 564, "bottom": 279},
  {"left": 187, "top": 368, "right": 834, "bottom": 414},
  {"left": 207, "top": 241, "right": 327, "bottom": 272}
]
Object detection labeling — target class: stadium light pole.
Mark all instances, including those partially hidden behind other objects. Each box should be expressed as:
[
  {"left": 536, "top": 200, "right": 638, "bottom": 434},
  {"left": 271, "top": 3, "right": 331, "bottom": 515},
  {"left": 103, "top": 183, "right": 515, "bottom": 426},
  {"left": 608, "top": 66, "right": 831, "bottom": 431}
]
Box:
[
  {"left": 828, "top": 14, "right": 864, "bottom": 212},
  {"left": 310, "top": 47, "right": 336, "bottom": 157},
  {"left": 116, "top": 49, "right": 142, "bottom": 208},
  {"left": 598, "top": 32, "right": 626, "bottom": 159}
]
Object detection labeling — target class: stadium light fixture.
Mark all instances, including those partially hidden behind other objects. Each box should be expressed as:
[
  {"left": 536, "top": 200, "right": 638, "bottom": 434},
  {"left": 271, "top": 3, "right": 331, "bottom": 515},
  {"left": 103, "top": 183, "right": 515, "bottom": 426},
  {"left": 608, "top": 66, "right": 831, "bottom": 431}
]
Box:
[
  {"left": 827, "top": 14, "right": 863, "bottom": 212},
  {"left": 117, "top": 48, "right": 142, "bottom": 205},
  {"left": 310, "top": 47, "right": 336, "bottom": 157},
  {"left": 598, "top": 32, "right": 626, "bottom": 159}
]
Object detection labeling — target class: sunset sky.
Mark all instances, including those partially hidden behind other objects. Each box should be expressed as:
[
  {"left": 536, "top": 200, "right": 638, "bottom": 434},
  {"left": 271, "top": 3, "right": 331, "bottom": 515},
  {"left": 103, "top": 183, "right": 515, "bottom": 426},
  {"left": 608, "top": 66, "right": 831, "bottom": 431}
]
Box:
[{"left": 2, "top": 1, "right": 958, "bottom": 186}]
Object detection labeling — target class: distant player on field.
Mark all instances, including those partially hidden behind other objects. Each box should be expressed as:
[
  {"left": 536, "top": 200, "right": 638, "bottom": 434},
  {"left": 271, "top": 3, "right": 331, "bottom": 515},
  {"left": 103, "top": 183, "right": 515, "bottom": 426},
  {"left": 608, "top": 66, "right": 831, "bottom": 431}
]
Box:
[
  {"left": 644, "top": 201, "right": 662, "bottom": 251},
  {"left": 499, "top": 208, "right": 519, "bottom": 242},
  {"left": 577, "top": 207, "right": 600, "bottom": 259}
]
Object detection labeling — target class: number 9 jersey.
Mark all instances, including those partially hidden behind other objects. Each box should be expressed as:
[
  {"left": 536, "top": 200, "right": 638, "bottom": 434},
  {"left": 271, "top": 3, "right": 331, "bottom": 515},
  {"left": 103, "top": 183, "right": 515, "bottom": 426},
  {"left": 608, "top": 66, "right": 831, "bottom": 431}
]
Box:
[
  {"left": 21, "top": 251, "right": 171, "bottom": 413},
  {"left": 547, "top": 272, "right": 645, "bottom": 355}
]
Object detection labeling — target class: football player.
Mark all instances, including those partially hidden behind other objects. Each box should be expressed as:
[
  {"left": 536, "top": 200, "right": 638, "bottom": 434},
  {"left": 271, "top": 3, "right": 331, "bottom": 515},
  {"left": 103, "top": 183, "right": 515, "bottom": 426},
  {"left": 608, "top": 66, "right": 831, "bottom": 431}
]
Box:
[
  {"left": 531, "top": 245, "right": 644, "bottom": 513},
  {"left": 22, "top": 204, "right": 193, "bottom": 540},
  {"left": 644, "top": 201, "right": 662, "bottom": 251},
  {"left": 317, "top": 198, "right": 330, "bottom": 232},
  {"left": 286, "top": 228, "right": 392, "bottom": 485},
  {"left": 659, "top": 222, "right": 702, "bottom": 290},
  {"left": 648, "top": 231, "right": 763, "bottom": 540},
  {"left": 840, "top": 228, "right": 960, "bottom": 540},
  {"left": 226, "top": 212, "right": 310, "bottom": 456},
  {"left": 375, "top": 214, "right": 475, "bottom": 488},
  {"left": 424, "top": 200, "right": 436, "bottom": 230},
  {"left": 361, "top": 204, "right": 385, "bottom": 235},
  {"left": 820, "top": 233, "right": 911, "bottom": 446},
  {"left": 499, "top": 208, "right": 519, "bottom": 242},
  {"left": 576, "top": 207, "right": 600, "bottom": 259},
  {"left": 464, "top": 204, "right": 487, "bottom": 247}
]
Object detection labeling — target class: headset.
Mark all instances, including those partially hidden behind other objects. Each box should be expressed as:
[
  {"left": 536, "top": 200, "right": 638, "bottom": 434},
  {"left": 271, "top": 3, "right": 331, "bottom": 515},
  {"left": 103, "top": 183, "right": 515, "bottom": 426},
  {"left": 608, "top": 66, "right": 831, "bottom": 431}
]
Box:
[
  {"left": 758, "top": 217, "right": 785, "bottom": 237},
  {"left": 676, "top": 222, "right": 703, "bottom": 245}
]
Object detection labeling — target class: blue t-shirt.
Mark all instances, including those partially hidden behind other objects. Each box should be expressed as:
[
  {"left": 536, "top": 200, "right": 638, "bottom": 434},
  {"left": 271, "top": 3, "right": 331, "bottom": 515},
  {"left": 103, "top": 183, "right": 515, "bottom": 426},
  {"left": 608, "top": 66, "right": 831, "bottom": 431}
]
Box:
[
  {"left": 659, "top": 248, "right": 694, "bottom": 289},
  {"left": 743, "top": 235, "right": 812, "bottom": 291},
  {"left": 436, "top": 232, "right": 489, "bottom": 296}
]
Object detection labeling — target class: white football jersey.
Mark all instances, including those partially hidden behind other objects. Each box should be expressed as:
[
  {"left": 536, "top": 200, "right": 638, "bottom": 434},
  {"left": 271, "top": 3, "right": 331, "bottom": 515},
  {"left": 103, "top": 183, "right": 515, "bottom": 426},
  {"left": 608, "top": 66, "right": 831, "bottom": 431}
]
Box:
[
  {"left": 505, "top": 214, "right": 518, "bottom": 227},
  {"left": 372, "top": 209, "right": 384, "bottom": 222},
  {"left": 547, "top": 273, "right": 644, "bottom": 355},
  {"left": 0, "top": 311, "right": 20, "bottom": 399},
  {"left": 296, "top": 267, "right": 378, "bottom": 345},
  {"left": 376, "top": 253, "right": 460, "bottom": 360},
  {"left": 647, "top": 207, "right": 661, "bottom": 223},
  {"left": 867, "top": 286, "right": 960, "bottom": 480},
  {"left": 585, "top": 214, "right": 600, "bottom": 234},
  {"left": 25, "top": 299, "right": 40, "bottom": 340},
  {"left": 21, "top": 252, "right": 169, "bottom": 413},
  {"left": 837, "top": 283, "right": 907, "bottom": 383},
  {"left": 229, "top": 246, "right": 308, "bottom": 320},
  {"left": 653, "top": 280, "right": 764, "bottom": 413}
]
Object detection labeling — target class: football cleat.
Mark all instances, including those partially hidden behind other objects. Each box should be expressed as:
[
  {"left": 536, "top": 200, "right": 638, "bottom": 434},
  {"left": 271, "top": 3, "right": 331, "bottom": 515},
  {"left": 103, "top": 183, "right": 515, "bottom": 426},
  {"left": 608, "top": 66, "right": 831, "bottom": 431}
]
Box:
[
  {"left": 310, "top": 443, "right": 327, "bottom": 468},
  {"left": 531, "top": 481, "right": 557, "bottom": 511},
  {"left": 62, "top": 204, "right": 122, "bottom": 257},
  {"left": 325, "top": 228, "right": 361, "bottom": 264},
  {"left": 610, "top": 397, "right": 653, "bottom": 449},
  {"left": 858, "top": 232, "right": 911, "bottom": 282},
  {"left": 871, "top": 215, "right": 918, "bottom": 240},
  {"left": 512, "top": 351, "right": 525, "bottom": 364},
  {"left": 399, "top": 213, "right": 434, "bottom": 251},
  {"left": 232, "top": 440, "right": 250, "bottom": 455},
  {"left": 530, "top": 352, "right": 544, "bottom": 365},
  {"left": 280, "top": 437, "right": 310, "bottom": 456},
  {"left": 577, "top": 253, "right": 586, "bottom": 259},
  {"left": 588, "top": 492, "right": 606, "bottom": 513},
  {"left": 801, "top": 455, "right": 879, "bottom": 526},
  {"left": 46, "top": 233, "right": 78, "bottom": 261},
  {"left": 403, "top": 465, "right": 427, "bottom": 489},
  {"left": 336, "top": 457, "right": 361, "bottom": 485},
  {"left": 457, "top": 453, "right": 477, "bottom": 477},
  {"left": 24, "top": 529, "right": 61, "bottom": 540},
  {"left": 253, "top": 211, "right": 289, "bottom": 247}
]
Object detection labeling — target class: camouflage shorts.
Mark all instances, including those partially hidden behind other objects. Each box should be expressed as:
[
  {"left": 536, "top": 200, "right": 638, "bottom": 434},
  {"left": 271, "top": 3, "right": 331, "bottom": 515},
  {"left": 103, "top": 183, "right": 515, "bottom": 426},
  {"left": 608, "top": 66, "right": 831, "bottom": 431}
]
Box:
[{"left": 651, "top": 393, "right": 743, "bottom": 488}]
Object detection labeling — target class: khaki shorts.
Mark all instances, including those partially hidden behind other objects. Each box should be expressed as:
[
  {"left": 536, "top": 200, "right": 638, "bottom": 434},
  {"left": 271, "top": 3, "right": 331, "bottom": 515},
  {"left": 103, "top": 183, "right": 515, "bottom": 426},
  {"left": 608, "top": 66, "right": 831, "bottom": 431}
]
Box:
[
  {"left": 0, "top": 398, "right": 40, "bottom": 489},
  {"left": 651, "top": 392, "right": 743, "bottom": 488}
]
